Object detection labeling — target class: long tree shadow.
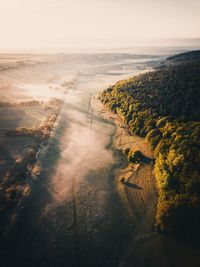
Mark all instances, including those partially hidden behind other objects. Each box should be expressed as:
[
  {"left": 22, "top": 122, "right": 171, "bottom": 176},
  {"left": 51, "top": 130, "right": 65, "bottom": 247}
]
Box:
[
  {"left": 123, "top": 181, "right": 143, "bottom": 190},
  {"left": 140, "top": 154, "right": 154, "bottom": 164}
]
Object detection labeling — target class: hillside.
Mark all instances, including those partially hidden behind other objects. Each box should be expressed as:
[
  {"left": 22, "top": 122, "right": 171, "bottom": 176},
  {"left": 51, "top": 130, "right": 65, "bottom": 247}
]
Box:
[
  {"left": 164, "top": 50, "right": 200, "bottom": 65},
  {"left": 116, "top": 56, "right": 200, "bottom": 121},
  {"left": 99, "top": 51, "right": 200, "bottom": 242}
]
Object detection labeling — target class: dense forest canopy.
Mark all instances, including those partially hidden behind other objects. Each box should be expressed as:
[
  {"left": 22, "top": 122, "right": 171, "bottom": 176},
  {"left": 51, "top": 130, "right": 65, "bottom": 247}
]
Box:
[
  {"left": 100, "top": 50, "right": 200, "bottom": 242},
  {"left": 119, "top": 59, "right": 200, "bottom": 121},
  {"left": 164, "top": 50, "right": 200, "bottom": 65}
]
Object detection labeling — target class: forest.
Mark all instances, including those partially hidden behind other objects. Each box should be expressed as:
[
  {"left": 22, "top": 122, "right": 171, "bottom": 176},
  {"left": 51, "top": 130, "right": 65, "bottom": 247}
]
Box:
[{"left": 99, "top": 50, "right": 200, "bottom": 242}]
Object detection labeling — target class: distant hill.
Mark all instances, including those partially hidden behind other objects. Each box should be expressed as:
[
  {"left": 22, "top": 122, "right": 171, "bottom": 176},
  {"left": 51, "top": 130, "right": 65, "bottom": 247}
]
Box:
[
  {"left": 166, "top": 50, "right": 200, "bottom": 62},
  {"left": 100, "top": 50, "right": 200, "bottom": 242},
  {"left": 158, "top": 50, "right": 200, "bottom": 68}
]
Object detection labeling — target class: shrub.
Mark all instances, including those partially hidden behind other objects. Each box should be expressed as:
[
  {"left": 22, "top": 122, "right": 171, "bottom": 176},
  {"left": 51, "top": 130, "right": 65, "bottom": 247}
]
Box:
[{"left": 128, "top": 150, "right": 143, "bottom": 163}]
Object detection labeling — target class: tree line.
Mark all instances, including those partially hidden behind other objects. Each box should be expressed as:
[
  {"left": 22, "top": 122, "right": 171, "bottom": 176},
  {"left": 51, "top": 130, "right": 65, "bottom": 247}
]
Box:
[{"left": 99, "top": 53, "right": 200, "bottom": 242}]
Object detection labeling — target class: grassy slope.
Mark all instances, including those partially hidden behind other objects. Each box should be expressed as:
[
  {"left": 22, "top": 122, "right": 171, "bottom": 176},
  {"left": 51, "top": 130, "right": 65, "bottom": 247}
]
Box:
[{"left": 93, "top": 96, "right": 160, "bottom": 265}]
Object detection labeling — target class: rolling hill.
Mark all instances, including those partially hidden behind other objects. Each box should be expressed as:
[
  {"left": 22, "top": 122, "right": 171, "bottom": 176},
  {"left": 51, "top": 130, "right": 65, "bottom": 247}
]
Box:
[{"left": 99, "top": 50, "right": 200, "bottom": 242}]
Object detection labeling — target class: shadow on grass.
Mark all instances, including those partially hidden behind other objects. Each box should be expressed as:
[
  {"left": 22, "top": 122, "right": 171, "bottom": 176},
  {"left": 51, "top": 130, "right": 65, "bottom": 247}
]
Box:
[
  {"left": 124, "top": 181, "right": 143, "bottom": 190},
  {"left": 141, "top": 154, "right": 154, "bottom": 164},
  {"left": 66, "top": 102, "right": 116, "bottom": 126}
]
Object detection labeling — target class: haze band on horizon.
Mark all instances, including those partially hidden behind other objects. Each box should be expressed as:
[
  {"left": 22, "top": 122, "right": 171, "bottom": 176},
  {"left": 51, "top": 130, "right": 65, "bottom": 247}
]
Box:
[{"left": 0, "top": 0, "right": 199, "bottom": 52}]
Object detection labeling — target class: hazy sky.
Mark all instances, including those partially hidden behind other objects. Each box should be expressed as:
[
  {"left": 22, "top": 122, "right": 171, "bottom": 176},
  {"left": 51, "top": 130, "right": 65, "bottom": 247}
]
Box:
[{"left": 0, "top": 0, "right": 200, "bottom": 50}]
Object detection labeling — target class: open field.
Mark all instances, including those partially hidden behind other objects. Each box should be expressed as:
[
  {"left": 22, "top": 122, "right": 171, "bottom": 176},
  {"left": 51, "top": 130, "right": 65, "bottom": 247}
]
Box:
[
  {"left": 0, "top": 55, "right": 66, "bottom": 235},
  {"left": 92, "top": 95, "right": 157, "bottom": 234},
  {"left": 0, "top": 104, "right": 55, "bottom": 176},
  {"left": 0, "top": 99, "right": 62, "bottom": 237}
]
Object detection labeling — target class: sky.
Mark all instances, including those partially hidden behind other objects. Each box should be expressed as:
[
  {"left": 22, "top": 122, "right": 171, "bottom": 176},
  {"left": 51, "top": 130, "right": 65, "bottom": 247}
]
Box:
[{"left": 0, "top": 0, "right": 200, "bottom": 51}]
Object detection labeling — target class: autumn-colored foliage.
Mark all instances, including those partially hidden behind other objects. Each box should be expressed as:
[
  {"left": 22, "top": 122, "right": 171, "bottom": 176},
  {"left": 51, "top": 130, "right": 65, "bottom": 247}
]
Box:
[{"left": 99, "top": 51, "right": 200, "bottom": 241}]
